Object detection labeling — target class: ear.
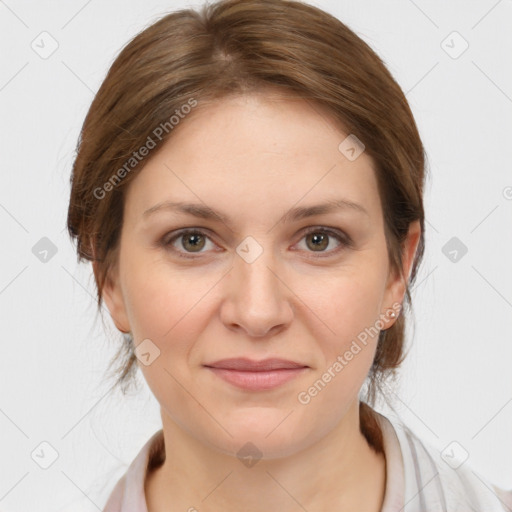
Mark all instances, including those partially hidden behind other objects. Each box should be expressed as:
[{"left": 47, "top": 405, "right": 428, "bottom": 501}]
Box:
[
  {"left": 93, "top": 259, "right": 131, "bottom": 334},
  {"left": 382, "top": 219, "right": 422, "bottom": 318}
]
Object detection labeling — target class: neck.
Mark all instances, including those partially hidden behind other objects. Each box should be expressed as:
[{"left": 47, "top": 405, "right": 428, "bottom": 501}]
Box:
[{"left": 145, "top": 401, "right": 386, "bottom": 512}]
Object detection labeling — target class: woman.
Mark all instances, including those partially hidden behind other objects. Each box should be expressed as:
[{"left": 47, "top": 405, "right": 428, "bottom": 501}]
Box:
[{"left": 66, "top": 0, "right": 512, "bottom": 510}]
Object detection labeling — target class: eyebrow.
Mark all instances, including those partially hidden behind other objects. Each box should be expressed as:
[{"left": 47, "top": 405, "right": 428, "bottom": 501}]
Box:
[{"left": 142, "top": 198, "right": 369, "bottom": 225}]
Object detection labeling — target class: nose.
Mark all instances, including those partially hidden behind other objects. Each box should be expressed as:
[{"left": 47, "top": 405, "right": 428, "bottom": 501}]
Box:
[{"left": 219, "top": 246, "right": 294, "bottom": 338}]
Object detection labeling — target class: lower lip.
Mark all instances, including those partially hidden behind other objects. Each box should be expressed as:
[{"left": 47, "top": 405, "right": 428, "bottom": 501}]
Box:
[{"left": 206, "top": 367, "right": 308, "bottom": 391}]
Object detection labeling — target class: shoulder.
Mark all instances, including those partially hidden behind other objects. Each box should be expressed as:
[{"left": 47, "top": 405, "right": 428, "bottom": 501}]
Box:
[
  {"left": 378, "top": 411, "right": 512, "bottom": 512},
  {"left": 101, "top": 473, "right": 126, "bottom": 512}
]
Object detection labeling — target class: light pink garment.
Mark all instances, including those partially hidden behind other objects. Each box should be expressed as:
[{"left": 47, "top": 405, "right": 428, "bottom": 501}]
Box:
[
  {"left": 102, "top": 411, "right": 512, "bottom": 512},
  {"left": 102, "top": 429, "right": 165, "bottom": 512}
]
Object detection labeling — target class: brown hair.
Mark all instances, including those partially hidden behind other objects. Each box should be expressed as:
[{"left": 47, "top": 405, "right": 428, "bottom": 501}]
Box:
[{"left": 67, "top": 0, "right": 427, "bottom": 452}]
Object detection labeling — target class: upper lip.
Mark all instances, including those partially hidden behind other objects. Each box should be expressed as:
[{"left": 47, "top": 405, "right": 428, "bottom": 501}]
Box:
[{"left": 204, "top": 358, "right": 308, "bottom": 371}]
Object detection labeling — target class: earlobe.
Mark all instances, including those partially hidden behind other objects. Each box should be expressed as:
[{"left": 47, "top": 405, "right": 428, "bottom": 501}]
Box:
[{"left": 93, "top": 260, "right": 131, "bottom": 334}]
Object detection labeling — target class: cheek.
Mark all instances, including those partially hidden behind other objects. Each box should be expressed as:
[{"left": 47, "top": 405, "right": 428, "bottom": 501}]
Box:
[
  {"left": 123, "top": 266, "right": 206, "bottom": 419},
  {"left": 120, "top": 258, "right": 223, "bottom": 397},
  {"left": 298, "top": 298, "right": 381, "bottom": 417},
  {"left": 301, "top": 266, "right": 386, "bottom": 393},
  {"left": 121, "top": 253, "right": 216, "bottom": 339},
  {"left": 307, "top": 264, "right": 386, "bottom": 344}
]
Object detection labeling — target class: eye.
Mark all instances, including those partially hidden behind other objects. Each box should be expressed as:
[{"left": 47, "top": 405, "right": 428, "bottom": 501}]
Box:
[
  {"left": 162, "top": 226, "right": 352, "bottom": 259},
  {"left": 162, "top": 229, "right": 216, "bottom": 258},
  {"left": 293, "top": 226, "right": 352, "bottom": 257}
]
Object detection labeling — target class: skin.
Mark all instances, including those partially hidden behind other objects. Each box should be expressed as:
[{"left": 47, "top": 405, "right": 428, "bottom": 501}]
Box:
[{"left": 97, "top": 90, "right": 421, "bottom": 511}]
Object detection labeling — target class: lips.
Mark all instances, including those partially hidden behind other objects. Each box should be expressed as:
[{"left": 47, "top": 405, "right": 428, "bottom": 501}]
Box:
[
  {"left": 204, "top": 358, "right": 309, "bottom": 391},
  {"left": 204, "top": 357, "right": 308, "bottom": 371}
]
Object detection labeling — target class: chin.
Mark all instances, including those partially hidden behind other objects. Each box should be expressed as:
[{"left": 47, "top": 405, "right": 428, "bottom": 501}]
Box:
[{"left": 201, "top": 413, "right": 319, "bottom": 461}]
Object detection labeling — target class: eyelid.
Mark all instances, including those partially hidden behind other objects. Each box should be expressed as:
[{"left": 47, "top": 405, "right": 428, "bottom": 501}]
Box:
[{"left": 161, "top": 225, "right": 352, "bottom": 259}]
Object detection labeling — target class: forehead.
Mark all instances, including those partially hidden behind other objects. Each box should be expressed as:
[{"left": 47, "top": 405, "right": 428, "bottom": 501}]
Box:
[{"left": 123, "top": 92, "right": 382, "bottom": 226}]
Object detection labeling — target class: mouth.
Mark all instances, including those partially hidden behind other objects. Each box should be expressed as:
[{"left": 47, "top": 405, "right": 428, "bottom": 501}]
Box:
[{"left": 203, "top": 358, "right": 309, "bottom": 391}]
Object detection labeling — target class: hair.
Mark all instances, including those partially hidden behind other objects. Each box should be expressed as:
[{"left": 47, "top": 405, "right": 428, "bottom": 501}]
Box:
[{"left": 67, "top": 0, "right": 427, "bottom": 453}]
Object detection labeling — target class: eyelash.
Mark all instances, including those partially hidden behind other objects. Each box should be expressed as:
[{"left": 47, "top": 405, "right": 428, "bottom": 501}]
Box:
[{"left": 161, "top": 226, "right": 353, "bottom": 260}]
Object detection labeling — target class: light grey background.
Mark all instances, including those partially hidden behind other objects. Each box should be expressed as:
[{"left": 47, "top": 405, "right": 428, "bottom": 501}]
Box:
[{"left": 1, "top": 0, "right": 511, "bottom": 510}]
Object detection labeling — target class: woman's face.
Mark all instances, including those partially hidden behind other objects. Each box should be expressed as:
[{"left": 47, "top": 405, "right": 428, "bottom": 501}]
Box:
[{"left": 101, "top": 92, "right": 420, "bottom": 458}]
